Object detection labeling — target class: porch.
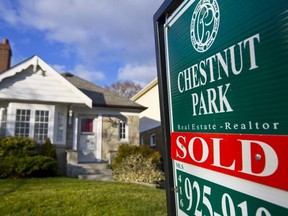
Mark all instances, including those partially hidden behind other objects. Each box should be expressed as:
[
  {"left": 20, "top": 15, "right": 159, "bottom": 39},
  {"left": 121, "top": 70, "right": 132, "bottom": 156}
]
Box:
[{"left": 66, "top": 150, "right": 114, "bottom": 181}]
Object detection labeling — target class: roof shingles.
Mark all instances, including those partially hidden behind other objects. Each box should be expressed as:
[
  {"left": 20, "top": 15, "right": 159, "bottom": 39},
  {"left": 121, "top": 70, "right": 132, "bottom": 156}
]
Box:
[{"left": 62, "top": 72, "right": 146, "bottom": 110}]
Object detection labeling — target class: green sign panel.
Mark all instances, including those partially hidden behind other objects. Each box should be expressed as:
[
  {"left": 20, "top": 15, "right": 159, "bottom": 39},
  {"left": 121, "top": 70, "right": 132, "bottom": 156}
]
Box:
[
  {"left": 160, "top": 0, "right": 288, "bottom": 215},
  {"left": 176, "top": 169, "right": 288, "bottom": 215},
  {"left": 165, "top": 0, "right": 288, "bottom": 135}
]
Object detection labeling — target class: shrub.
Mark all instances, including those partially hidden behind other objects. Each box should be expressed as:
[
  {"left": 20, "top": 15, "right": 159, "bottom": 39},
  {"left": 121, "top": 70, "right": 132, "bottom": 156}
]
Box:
[
  {"left": 41, "top": 138, "right": 57, "bottom": 159},
  {"left": 112, "top": 144, "right": 164, "bottom": 184},
  {"left": 113, "top": 154, "right": 164, "bottom": 184},
  {"left": 0, "top": 137, "right": 58, "bottom": 178},
  {"left": 112, "top": 144, "right": 161, "bottom": 170},
  {"left": 0, "top": 137, "right": 38, "bottom": 157}
]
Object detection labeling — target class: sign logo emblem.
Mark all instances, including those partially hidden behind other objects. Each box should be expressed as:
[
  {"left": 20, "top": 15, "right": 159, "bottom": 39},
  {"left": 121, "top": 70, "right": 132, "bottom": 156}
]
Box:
[{"left": 190, "top": 0, "right": 220, "bottom": 52}]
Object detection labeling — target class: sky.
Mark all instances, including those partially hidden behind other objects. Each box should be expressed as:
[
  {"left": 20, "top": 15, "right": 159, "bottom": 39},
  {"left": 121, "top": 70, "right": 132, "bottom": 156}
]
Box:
[{"left": 0, "top": 0, "right": 164, "bottom": 87}]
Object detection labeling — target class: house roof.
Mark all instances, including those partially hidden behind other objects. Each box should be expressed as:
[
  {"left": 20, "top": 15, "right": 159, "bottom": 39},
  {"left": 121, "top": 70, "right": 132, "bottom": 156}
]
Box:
[
  {"left": 0, "top": 55, "right": 93, "bottom": 108},
  {"left": 0, "top": 55, "right": 145, "bottom": 111},
  {"left": 62, "top": 72, "right": 146, "bottom": 111}
]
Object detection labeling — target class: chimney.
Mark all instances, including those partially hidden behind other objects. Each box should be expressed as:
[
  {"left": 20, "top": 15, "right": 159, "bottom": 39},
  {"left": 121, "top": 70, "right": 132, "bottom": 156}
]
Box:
[{"left": 0, "top": 38, "right": 12, "bottom": 73}]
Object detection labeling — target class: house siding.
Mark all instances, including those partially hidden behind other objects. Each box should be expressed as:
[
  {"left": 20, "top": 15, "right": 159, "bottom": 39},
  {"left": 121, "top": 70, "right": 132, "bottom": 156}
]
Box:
[
  {"left": 0, "top": 66, "right": 87, "bottom": 104},
  {"left": 140, "top": 126, "right": 164, "bottom": 156}
]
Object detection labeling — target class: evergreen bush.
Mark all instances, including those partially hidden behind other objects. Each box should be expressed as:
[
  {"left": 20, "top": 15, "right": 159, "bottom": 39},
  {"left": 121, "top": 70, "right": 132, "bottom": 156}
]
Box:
[
  {"left": 41, "top": 138, "right": 57, "bottom": 159},
  {"left": 0, "top": 137, "right": 38, "bottom": 157},
  {"left": 0, "top": 137, "right": 58, "bottom": 178}
]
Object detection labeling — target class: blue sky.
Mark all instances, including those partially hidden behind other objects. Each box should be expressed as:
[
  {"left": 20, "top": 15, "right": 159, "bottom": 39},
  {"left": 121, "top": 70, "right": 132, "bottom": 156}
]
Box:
[{"left": 0, "top": 0, "right": 164, "bottom": 87}]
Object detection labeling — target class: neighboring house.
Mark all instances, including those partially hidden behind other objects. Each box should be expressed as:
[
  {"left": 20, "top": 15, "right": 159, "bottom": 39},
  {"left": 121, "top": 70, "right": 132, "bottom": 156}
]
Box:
[
  {"left": 131, "top": 78, "right": 164, "bottom": 156},
  {"left": 0, "top": 39, "right": 145, "bottom": 177}
]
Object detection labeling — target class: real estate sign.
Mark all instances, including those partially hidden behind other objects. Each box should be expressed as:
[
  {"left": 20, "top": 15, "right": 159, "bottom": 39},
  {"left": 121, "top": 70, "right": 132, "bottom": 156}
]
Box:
[{"left": 155, "top": 0, "right": 288, "bottom": 215}]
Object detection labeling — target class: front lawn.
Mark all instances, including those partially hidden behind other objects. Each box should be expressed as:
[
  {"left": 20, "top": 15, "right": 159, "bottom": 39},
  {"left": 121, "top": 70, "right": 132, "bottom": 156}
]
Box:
[{"left": 0, "top": 178, "right": 167, "bottom": 216}]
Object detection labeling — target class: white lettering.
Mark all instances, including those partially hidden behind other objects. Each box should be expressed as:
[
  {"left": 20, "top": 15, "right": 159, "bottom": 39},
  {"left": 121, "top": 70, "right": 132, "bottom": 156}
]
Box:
[
  {"left": 176, "top": 136, "right": 187, "bottom": 159},
  {"left": 239, "top": 139, "right": 278, "bottom": 176}
]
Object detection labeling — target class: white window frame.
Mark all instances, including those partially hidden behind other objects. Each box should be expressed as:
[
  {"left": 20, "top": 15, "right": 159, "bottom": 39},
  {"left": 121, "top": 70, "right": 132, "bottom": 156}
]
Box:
[
  {"left": 150, "top": 133, "right": 156, "bottom": 147},
  {"left": 140, "top": 135, "right": 144, "bottom": 145},
  {"left": 6, "top": 103, "right": 54, "bottom": 143},
  {"left": 119, "top": 120, "right": 128, "bottom": 142},
  {"left": 14, "top": 109, "right": 31, "bottom": 138},
  {"left": 54, "top": 105, "right": 67, "bottom": 145},
  {"left": 0, "top": 107, "right": 7, "bottom": 138},
  {"left": 34, "top": 110, "right": 49, "bottom": 142}
]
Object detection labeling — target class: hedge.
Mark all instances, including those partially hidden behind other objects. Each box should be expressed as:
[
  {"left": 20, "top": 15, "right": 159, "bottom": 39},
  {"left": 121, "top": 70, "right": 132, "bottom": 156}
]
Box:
[{"left": 0, "top": 137, "right": 58, "bottom": 178}]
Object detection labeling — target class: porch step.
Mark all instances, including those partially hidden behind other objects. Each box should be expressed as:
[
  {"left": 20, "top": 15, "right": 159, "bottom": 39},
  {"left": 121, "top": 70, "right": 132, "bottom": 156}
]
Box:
[
  {"left": 76, "top": 163, "right": 113, "bottom": 181},
  {"left": 78, "top": 171, "right": 113, "bottom": 181}
]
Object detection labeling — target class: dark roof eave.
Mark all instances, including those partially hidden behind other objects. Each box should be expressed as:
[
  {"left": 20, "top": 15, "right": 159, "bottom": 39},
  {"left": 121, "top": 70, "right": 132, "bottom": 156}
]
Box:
[{"left": 92, "top": 103, "right": 147, "bottom": 111}]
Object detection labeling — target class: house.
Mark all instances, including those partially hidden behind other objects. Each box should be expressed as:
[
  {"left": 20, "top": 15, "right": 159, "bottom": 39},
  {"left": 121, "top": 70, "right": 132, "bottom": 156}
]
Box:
[
  {"left": 0, "top": 39, "right": 146, "bottom": 178},
  {"left": 131, "top": 78, "right": 164, "bottom": 156}
]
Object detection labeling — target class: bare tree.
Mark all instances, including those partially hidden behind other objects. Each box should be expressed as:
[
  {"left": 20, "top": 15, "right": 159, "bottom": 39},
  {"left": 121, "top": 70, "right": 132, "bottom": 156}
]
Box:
[{"left": 105, "top": 80, "right": 142, "bottom": 98}]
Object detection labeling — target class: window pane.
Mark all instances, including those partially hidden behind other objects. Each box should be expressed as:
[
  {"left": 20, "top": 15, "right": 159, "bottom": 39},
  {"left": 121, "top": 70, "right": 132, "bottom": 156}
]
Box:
[
  {"left": 81, "top": 119, "right": 93, "bottom": 132},
  {"left": 150, "top": 134, "right": 156, "bottom": 147},
  {"left": 119, "top": 121, "right": 127, "bottom": 140},
  {"left": 34, "top": 110, "right": 49, "bottom": 143},
  {"left": 15, "top": 109, "right": 30, "bottom": 137}
]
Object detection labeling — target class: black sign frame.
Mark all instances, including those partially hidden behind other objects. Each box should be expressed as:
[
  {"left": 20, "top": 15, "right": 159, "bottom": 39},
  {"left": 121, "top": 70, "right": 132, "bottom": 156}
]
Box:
[{"left": 153, "top": 1, "right": 185, "bottom": 215}]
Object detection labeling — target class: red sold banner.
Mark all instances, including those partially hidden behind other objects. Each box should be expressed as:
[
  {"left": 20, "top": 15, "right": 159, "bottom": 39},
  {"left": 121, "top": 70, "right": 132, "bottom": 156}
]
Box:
[{"left": 171, "top": 132, "right": 288, "bottom": 191}]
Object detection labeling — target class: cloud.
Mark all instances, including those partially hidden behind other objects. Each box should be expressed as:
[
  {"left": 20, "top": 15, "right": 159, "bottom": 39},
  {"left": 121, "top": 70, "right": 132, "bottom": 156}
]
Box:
[
  {"left": 71, "top": 65, "right": 105, "bottom": 82},
  {"left": 51, "top": 64, "right": 67, "bottom": 73},
  {"left": 118, "top": 63, "right": 157, "bottom": 87},
  {"left": 0, "top": 0, "right": 19, "bottom": 25},
  {"left": 0, "top": 0, "right": 164, "bottom": 85},
  {"left": 52, "top": 64, "right": 105, "bottom": 84},
  {"left": 9, "top": 0, "right": 163, "bottom": 63}
]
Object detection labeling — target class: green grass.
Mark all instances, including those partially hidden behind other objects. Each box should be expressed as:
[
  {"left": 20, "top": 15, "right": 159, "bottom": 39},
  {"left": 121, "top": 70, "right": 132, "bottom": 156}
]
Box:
[{"left": 0, "top": 178, "right": 167, "bottom": 216}]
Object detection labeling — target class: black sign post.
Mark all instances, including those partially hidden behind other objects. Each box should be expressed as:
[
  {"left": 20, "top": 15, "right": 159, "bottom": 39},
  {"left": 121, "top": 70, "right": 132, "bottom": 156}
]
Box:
[{"left": 154, "top": 1, "right": 184, "bottom": 215}]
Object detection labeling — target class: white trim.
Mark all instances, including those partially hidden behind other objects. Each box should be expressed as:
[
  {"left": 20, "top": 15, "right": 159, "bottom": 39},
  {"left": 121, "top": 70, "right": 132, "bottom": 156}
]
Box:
[
  {"left": 77, "top": 115, "right": 102, "bottom": 162},
  {"left": 96, "top": 114, "right": 102, "bottom": 161},
  {"left": 164, "top": 17, "right": 174, "bottom": 132},
  {"left": 6, "top": 102, "right": 55, "bottom": 142},
  {"left": 72, "top": 115, "right": 78, "bottom": 150},
  {"left": 166, "top": 0, "right": 195, "bottom": 27},
  {"left": 119, "top": 120, "right": 129, "bottom": 143},
  {"left": 140, "top": 135, "right": 144, "bottom": 145}
]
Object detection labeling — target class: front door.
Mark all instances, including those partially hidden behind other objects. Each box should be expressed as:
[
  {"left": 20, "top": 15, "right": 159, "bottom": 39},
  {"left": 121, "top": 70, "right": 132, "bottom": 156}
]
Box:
[{"left": 78, "top": 117, "right": 98, "bottom": 163}]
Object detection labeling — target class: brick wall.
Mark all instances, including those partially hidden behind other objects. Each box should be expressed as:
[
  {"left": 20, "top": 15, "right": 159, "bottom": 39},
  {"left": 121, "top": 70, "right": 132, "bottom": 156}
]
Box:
[{"left": 140, "top": 126, "right": 164, "bottom": 156}]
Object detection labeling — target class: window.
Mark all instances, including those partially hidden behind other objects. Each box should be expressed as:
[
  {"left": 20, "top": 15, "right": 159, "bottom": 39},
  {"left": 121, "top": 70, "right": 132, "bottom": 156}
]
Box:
[
  {"left": 119, "top": 121, "right": 128, "bottom": 141},
  {"left": 8, "top": 103, "right": 54, "bottom": 144},
  {"left": 0, "top": 108, "right": 7, "bottom": 137},
  {"left": 150, "top": 134, "right": 156, "bottom": 147},
  {"left": 56, "top": 112, "right": 64, "bottom": 142},
  {"left": 34, "top": 110, "right": 49, "bottom": 142},
  {"left": 140, "top": 135, "right": 144, "bottom": 145},
  {"left": 81, "top": 118, "right": 94, "bottom": 133},
  {"left": 15, "top": 109, "right": 31, "bottom": 137}
]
